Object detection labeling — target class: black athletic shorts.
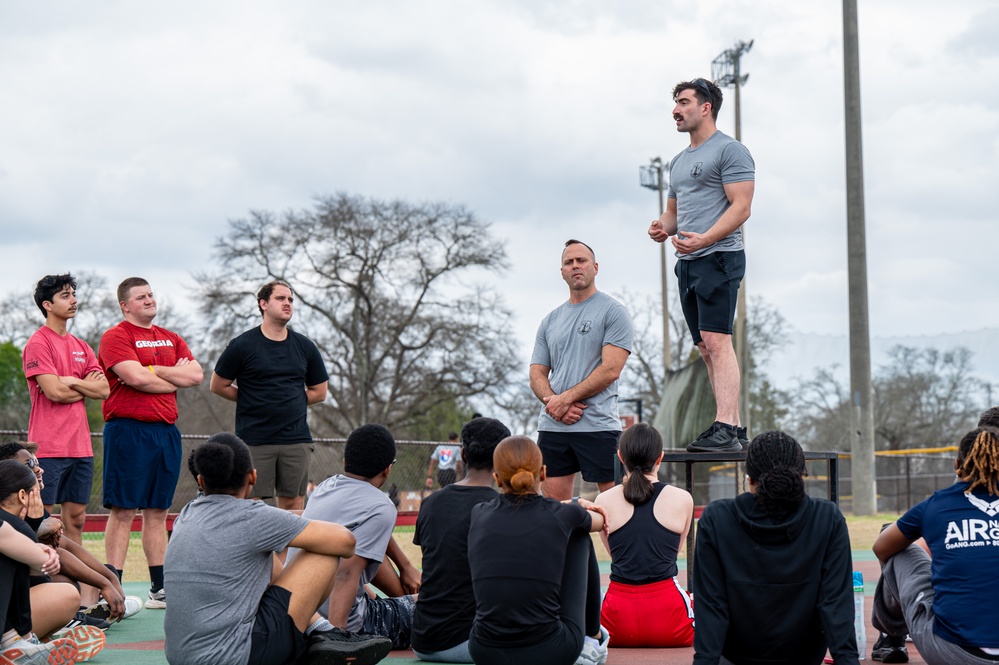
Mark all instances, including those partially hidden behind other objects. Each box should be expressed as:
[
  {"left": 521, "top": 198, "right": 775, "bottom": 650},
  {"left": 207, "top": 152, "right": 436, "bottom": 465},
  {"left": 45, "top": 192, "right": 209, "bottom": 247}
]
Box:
[
  {"left": 248, "top": 586, "right": 307, "bottom": 665},
  {"left": 675, "top": 249, "right": 746, "bottom": 345},
  {"left": 537, "top": 431, "right": 620, "bottom": 484}
]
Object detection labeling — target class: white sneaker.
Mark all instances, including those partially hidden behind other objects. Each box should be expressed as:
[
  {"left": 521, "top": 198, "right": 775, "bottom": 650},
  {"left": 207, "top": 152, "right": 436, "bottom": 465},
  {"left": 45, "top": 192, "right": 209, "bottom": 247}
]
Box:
[
  {"left": 46, "top": 625, "right": 106, "bottom": 662},
  {"left": 144, "top": 588, "right": 166, "bottom": 609},
  {"left": 1, "top": 634, "right": 78, "bottom": 665},
  {"left": 123, "top": 595, "right": 145, "bottom": 619},
  {"left": 575, "top": 625, "right": 609, "bottom": 665}
]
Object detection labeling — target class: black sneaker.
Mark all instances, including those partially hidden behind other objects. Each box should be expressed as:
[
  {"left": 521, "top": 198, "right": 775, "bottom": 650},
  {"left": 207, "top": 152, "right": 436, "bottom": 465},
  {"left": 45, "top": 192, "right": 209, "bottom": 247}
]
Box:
[
  {"left": 307, "top": 627, "right": 393, "bottom": 665},
  {"left": 70, "top": 611, "right": 111, "bottom": 632},
  {"left": 686, "top": 422, "right": 743, "bottom": 453},
  {"left": 872, "top": 633, "right": 908, "bottom": 663},
  {"left": 736, "top": 426, "right": 749, "bottom": 448}
]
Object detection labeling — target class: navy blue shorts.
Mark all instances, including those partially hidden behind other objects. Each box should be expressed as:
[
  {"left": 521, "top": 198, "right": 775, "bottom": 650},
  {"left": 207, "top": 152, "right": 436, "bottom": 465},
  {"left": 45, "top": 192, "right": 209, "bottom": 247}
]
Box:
[
  {"left": 537, "top": 431, "right": 620, "bottom": 484},
  {"left": 38, "top": 457, "right": 93, "bottom": 505},
  {"left": 248, "top": 586, "right": 307, "bottom": 665},
  {"left": 102, "top": 419, "right": 181, "bottom": 510},
  {"left": 675, "top": 250, "right": 745, "bottom": 345}
]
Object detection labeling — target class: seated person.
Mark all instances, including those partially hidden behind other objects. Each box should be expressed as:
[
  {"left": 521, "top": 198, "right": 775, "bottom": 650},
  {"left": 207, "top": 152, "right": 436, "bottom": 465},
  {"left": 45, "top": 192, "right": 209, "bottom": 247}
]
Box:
[
  {"left": 163, "top": 432, "right": 392, "bottom": 665},
  {"left": 872, "top": 426, "right": 999, "bottom": 664},
  {"left": 594, "top": 423, "right": 695, "bottom": 647},
  {"left": 466, "top": 435, "right": 609, "bottom": 665},
  {"left": 411, "top": 417, "right": 511, "bottom": 663},
  {"left": 295, "top": 424, "right": 419, "bottom": 651},
  {"left": 692, "top": 431, "right": 858, "bottom": 665}
]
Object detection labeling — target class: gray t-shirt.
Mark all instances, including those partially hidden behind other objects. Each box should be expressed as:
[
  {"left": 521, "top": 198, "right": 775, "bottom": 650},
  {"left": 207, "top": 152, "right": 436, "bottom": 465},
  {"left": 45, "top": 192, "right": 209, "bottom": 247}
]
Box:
[
  {"left": 531, "top": 291, "right": 633, "bottom": 433},
  {"left": 296, "top": 474, "right": 396, "bottom": 631},
  {"left": 430, "top": 445, "right": 461, "bottom": 471},
  {"left": 164, "top": 494, "right": 309, "bottom": 665},
  {"left": 667, "top": 130, "right": 755, "bottom": 259}
]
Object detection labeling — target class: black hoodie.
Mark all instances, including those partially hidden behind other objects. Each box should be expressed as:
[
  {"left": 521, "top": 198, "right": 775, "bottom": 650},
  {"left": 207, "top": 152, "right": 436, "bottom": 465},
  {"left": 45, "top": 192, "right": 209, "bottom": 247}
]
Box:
[{"left": 691, "top": 493, "right": 859, "bottom": 665}]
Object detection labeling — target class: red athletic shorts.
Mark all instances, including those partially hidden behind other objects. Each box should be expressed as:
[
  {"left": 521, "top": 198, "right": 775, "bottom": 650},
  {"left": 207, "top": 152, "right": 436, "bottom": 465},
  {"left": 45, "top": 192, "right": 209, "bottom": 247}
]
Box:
[{"left": 600, "top": 578, "right": 695, "bottom": 648}]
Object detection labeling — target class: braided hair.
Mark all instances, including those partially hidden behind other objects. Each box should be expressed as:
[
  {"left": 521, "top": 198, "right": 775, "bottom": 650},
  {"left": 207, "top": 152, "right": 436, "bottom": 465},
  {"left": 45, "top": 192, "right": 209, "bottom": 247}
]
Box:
[
  {"left": 619, "top": 423, "right": 664, "bottom": 505},
  {"left": 958, "top": 427, "right": 999, "bottom": 497},
  {"left": 745, "top": 431, "right": 806, "bottom": 518},
  {"left": 461, "top": 417, "right": 512, "bottom": 471}
]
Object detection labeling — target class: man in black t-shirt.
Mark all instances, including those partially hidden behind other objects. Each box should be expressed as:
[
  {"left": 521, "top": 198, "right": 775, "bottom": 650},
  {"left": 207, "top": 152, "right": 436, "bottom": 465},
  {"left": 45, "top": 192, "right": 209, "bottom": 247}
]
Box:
[
  {"left": 411, "top": 418, "right": 511, "bottom": 663},
  {"left": 210, "top": 281, "right": 329, "bottom": 511}
]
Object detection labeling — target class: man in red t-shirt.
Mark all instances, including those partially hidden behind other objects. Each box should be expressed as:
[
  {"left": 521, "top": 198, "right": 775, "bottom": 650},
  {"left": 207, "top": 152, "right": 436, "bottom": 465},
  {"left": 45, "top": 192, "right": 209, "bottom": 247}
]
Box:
[
  {"left": 22, "top": 273, "right": 110, "bottom": 545},
  {"left": 98, "top": 277, "right": 203, "bottom": 610}
]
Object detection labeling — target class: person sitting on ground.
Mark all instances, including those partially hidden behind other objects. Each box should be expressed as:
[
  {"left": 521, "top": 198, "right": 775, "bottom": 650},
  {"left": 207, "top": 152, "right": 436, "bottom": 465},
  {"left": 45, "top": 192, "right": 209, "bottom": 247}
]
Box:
[
  {"left": 411, "top": 417, "right": 511, "bottom": 663},
  {"left": 466, "top": 435, "right": 609, "bottom": 665},
  {"left": 163, "top": 432, "right": 392, "bottom": 665},
  {"left": 0, "top": 502, "right": 78, "bottom": 665},
  {"left": 294, "top": 424, "right": 421, "bottom": 651},
  {"left": 0, "top": 459, "right": 99, "bottom": 661},
  {"left": 871, "top": 426, "right": 999, "bottom": 665},
  {"left": 0, "top": 441, "right": 136, "bottom": 628},
  {"left": 594, "top": 423, "right": 695, "bottom": 647},
  {"left": 691, "top": 431, "right": 858, "bottom": 665}
]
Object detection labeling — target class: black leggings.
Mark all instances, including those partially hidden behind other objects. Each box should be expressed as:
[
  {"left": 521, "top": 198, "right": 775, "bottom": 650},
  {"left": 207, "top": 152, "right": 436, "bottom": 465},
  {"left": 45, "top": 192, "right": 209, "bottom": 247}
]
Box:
[
  {"left": 468, "top": 529, "right": 601, "bottom": 665},
  {"left": 0, "top": 553, "right": 32, "bottom": 636}
]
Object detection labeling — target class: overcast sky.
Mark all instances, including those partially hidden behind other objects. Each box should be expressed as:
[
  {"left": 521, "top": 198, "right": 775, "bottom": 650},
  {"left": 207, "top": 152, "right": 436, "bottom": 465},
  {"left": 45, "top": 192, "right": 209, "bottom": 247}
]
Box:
[{"left": 2, "top": 1, "right": 997, "bottom": 377}]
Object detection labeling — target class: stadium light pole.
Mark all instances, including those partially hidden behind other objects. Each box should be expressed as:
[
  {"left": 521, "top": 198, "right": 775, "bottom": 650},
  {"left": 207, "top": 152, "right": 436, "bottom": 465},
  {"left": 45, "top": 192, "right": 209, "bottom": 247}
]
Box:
[
  {"left": 711, "top": 39, "right": 753, "bottom": 433},
  {"left": 639, "top": 157, "right": 671, "bottom": 377}
]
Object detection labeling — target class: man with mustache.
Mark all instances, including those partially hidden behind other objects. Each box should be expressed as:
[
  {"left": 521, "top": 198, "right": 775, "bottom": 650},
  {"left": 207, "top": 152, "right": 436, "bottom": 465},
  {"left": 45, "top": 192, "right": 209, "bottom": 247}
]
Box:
[
  {"left": 648, "top": 78, "right": 756, "bottom": 453},
  {"left": 210, "top": 281, "right": 329, "bottom": 512},
  {"left": 23, "top": 273, "right": 109, "bottom": 546}
]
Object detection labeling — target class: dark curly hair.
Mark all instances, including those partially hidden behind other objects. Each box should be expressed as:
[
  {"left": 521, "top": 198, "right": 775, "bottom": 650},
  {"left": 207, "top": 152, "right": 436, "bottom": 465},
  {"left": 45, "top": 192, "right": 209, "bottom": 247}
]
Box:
[
  {"left": 979, "top": 406, "right": 999, "bottom": 430},
  {"left": 193, "top": 432, "right": 254, "bottom": 494},
  {"left": 344, "top": 424, "right": 396, "bottom": 479},
  {"left": 745, "top": 431, "right": 806, "bottom": 518},
  {"left": 461, "top": 418, "right": 511, "bottom": 471},
  {"left": 0, "top": 442, "right": 29, "bottom": 462},
  {"left": 33, "top": 273, "right": 77, "bottom": 318}
]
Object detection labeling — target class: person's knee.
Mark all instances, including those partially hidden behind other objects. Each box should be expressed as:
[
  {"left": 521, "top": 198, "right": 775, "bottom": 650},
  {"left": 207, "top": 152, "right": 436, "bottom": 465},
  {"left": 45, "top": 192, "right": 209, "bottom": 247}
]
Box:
[{"left": 699, "top": 332, "right": 732, "bottom": 355}]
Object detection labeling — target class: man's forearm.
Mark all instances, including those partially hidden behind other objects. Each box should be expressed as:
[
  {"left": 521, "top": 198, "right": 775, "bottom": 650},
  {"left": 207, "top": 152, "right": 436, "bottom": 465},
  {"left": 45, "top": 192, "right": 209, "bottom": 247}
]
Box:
[
  {"left": 561, "top": 365, "right": 618, "bottom": 404},
  {"left": 154, "top": 363, "right": 203, "bottom": 388},
  {"left": 529, "top": 365, "right": 555, "bottom": 402},
  {"left": 69, "top": 377, "right": 110, "bottom": 400}
]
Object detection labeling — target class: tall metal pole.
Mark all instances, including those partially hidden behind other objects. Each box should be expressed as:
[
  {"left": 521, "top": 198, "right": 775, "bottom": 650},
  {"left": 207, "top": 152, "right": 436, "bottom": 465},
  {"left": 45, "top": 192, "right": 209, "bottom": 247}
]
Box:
[
  {"left": 640, "top": 158, "right": 671, "bottom": 376},
  {"left": 712, "top": 40, "right": 753, "bottom": 433},
  {"left": 843, "top": 0, "right": 877, "bottom": 515}
]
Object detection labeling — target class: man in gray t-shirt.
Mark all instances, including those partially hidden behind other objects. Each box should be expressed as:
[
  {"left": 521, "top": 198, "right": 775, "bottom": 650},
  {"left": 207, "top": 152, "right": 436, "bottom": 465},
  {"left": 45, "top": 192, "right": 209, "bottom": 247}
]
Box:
[
  {"left": 648, "top": 78, "right": 756, "bottom": 454},
  {"left": 529, "top": 239, "right": 634, "bottom": 501}
]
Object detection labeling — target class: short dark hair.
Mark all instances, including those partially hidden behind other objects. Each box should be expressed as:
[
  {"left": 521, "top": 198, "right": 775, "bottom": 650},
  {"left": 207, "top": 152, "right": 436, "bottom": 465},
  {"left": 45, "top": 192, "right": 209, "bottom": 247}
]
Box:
[
  {"left": 116, "top": 277, "right": 149, "bottom": 305},
  {"left": 461, "top": 417, "right": 511, "bottom": 471},
  {"left": 563, "top": 239, "right": 595, "bottom": 261},
  {"left": 33, "top": 274, "right": 76, "bottom": 318},
  {"left": 256, "top": 281, "right": 291, "bottom": 316},
  {"left": 0, "top": 459, "right": 38, "bottom": 503},
  {"left": 979, "top": 406, "right": 999, "bottom": 429},
  {"left": 0, "top": 442, "right": 28, "bottom": 462},
  {"left": 193, "top": 432, "right": 254, "bottom": 494},
  {"left": 673, "top": 78, "right": 724, "bottom": 120},
  {"left": 344, "top": 424, "right": 396, "bottom": 479}
]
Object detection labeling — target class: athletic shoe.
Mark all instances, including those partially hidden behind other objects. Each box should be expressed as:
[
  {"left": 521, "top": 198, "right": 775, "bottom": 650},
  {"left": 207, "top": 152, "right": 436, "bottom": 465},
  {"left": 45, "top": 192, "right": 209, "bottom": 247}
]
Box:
[
  {"left": 45, "top": 625, "right": 106, "bottom": 662},
  {"left": 0, "top": 635, "right": 77, "bottom": 665},
  {"left": 67, "top": 612, "right": 110, "bottom": 632},
  {"left": 306, "top": 627, "right": 393, "bottom": 665},
  {"left": 736, "top": 426, "right": 749, "bottom": 448},
  {"left": 83, "top": 596, "right": 144, "bottom": 622},
  {"left": 686, "top": 422, "right": 743, "bottom": 453},
  {"left": 144, "top": 588, "right": 166, "bottom": 609},
  {"left": 871, "top": 633, "right": 908, "bottom": 662},
  {"left": 574, "top": 625, "right": 609, "bottom": 665}
]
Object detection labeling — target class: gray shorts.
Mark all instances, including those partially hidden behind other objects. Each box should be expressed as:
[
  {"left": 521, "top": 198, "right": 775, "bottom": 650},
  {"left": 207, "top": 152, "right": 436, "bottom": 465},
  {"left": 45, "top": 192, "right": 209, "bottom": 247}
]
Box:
[{"left": 247, "top": 443, "right": 312, "bottom": 499}]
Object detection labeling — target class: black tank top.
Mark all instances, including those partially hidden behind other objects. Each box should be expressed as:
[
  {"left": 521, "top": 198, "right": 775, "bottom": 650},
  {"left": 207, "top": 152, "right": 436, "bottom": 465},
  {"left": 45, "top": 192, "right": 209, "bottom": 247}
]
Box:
[{"left": 607, "top": 482, "right": 682, "bottom": 585}]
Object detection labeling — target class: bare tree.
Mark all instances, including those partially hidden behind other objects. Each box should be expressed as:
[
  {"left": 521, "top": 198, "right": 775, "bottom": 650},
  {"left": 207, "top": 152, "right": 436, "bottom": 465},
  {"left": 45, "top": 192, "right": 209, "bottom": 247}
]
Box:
[{"left": 194, "top": 193, "right": 519, "bottom": 436}]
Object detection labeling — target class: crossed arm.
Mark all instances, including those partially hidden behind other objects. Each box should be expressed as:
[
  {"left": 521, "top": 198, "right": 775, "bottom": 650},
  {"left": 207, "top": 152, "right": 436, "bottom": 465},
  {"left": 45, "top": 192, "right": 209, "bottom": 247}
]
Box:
[
  {"left": 112, "top": 358, "right": 203, "bottom": 394},
  {"left": 35, "top": 371, "right": 109, "bottom": 404},
  {"left": 530, "top": 344, "right": 630, "bottom": 425}
]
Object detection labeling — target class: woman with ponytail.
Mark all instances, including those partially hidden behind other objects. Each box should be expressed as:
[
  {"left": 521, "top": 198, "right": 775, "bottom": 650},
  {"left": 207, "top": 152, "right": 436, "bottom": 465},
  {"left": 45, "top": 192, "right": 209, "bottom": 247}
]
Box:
[
  {"left": 692, "top": 431, "right": 858, "bottom": 665},
  {"left": 593, "top": 423, "right": 694, "bottom": 647},
  {"left": 466, "top": 436, "right": 608, "bottom": 665},
  {"left": 872, "top": 427, "right": 999, "bottom": 664}
]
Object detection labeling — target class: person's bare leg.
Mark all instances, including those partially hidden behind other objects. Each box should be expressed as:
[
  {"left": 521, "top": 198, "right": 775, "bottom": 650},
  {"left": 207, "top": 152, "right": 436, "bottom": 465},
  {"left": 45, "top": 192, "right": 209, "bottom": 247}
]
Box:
[
  {"left": 541, "top": 474, "right": 575, "bottom": 502},
  {"left": 30, "top": 583, "right": 80, "bottom": 638},
  {"left": 276, "top": 495, "right": 304, "bottom": 511},
  {"left": 596, "top": 481, "right": 615, "bottom": 494},
  {"left": 105, "top": 507, "right": 136, "bottom": 570},
  {"left": 140, "top": 508, "right": 168, "bottom": 567},
  {"left": 274, "top": 551, "right": 341, "bottom": 632},
  {"left": 58, "top": 501, "right": 87, "bottom": 546},
  {"left": 79, "top": 584, "right": 102, "bottom": 607},
  {"left": 700, "top": 331, "right": 741, "bottom": 426},
  {"left": 696, "top": 340, "right": 717, "bottom": 398}
]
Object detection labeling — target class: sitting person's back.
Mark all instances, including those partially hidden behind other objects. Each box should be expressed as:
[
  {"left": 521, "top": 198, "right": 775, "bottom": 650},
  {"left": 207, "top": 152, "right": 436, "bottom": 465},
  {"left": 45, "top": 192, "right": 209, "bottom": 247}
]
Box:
[
  {"left": 411, "top": 418, "right": 509, "bottom": 663},
  {"left": 595, "top": 423, "right": 694, "bottom": 647},
  {"left": 692, "top": 431, "right": 858, "bottom": 665}
]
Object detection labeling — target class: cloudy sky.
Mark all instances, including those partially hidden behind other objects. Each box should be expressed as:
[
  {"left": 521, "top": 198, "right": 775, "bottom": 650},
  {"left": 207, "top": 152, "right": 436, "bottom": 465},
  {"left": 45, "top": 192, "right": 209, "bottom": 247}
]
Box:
[{"left": 2, "top": 1, "right": 997, "bottom": 377}]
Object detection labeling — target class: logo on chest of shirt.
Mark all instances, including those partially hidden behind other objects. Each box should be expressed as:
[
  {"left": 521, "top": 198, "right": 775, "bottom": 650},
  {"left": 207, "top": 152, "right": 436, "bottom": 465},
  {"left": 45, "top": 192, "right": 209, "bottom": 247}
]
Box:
[
  {"left": 72, "top": 350, "right": 86, "bottom": 364},
  {"left": 690, "top": 162, "right": 703, "bottom": 178},
  {"left": 439, "top": 449, "right": 454, "bottom": 464},
  {"left": 135, "top": 340, "right": 174, "bottom": 349},
  {"left": 578, "top": 320, "right": 592, "bottom": 335}
]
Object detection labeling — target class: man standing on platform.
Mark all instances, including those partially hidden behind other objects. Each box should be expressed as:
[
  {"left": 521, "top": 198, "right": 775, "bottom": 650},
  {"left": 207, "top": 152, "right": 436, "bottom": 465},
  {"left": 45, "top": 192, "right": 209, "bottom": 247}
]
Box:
[
  {"left": 210, "top": 281, "right": 329, "bottom": 512},
  {"left": 648, "top": 78, "right": 755, "bottom": 453},
  {"left": 99, "top": 277, "right": 203, "bottom": 609},
  {"left": 23, "top": 273, "right": 109, "bottom": 545},
  {"left": 530, "top": 239, "right": 633, "bottom": 501}
]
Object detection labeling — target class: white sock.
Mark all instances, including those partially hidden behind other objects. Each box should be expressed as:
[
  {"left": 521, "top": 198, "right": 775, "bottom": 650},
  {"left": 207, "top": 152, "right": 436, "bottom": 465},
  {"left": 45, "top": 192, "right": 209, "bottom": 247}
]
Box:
[
  {"left": 0, "top": 630, "right": 19, "bottom": 649},
  {"left": 306, "top": 617, "right": 335, "bottom": 635}
]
